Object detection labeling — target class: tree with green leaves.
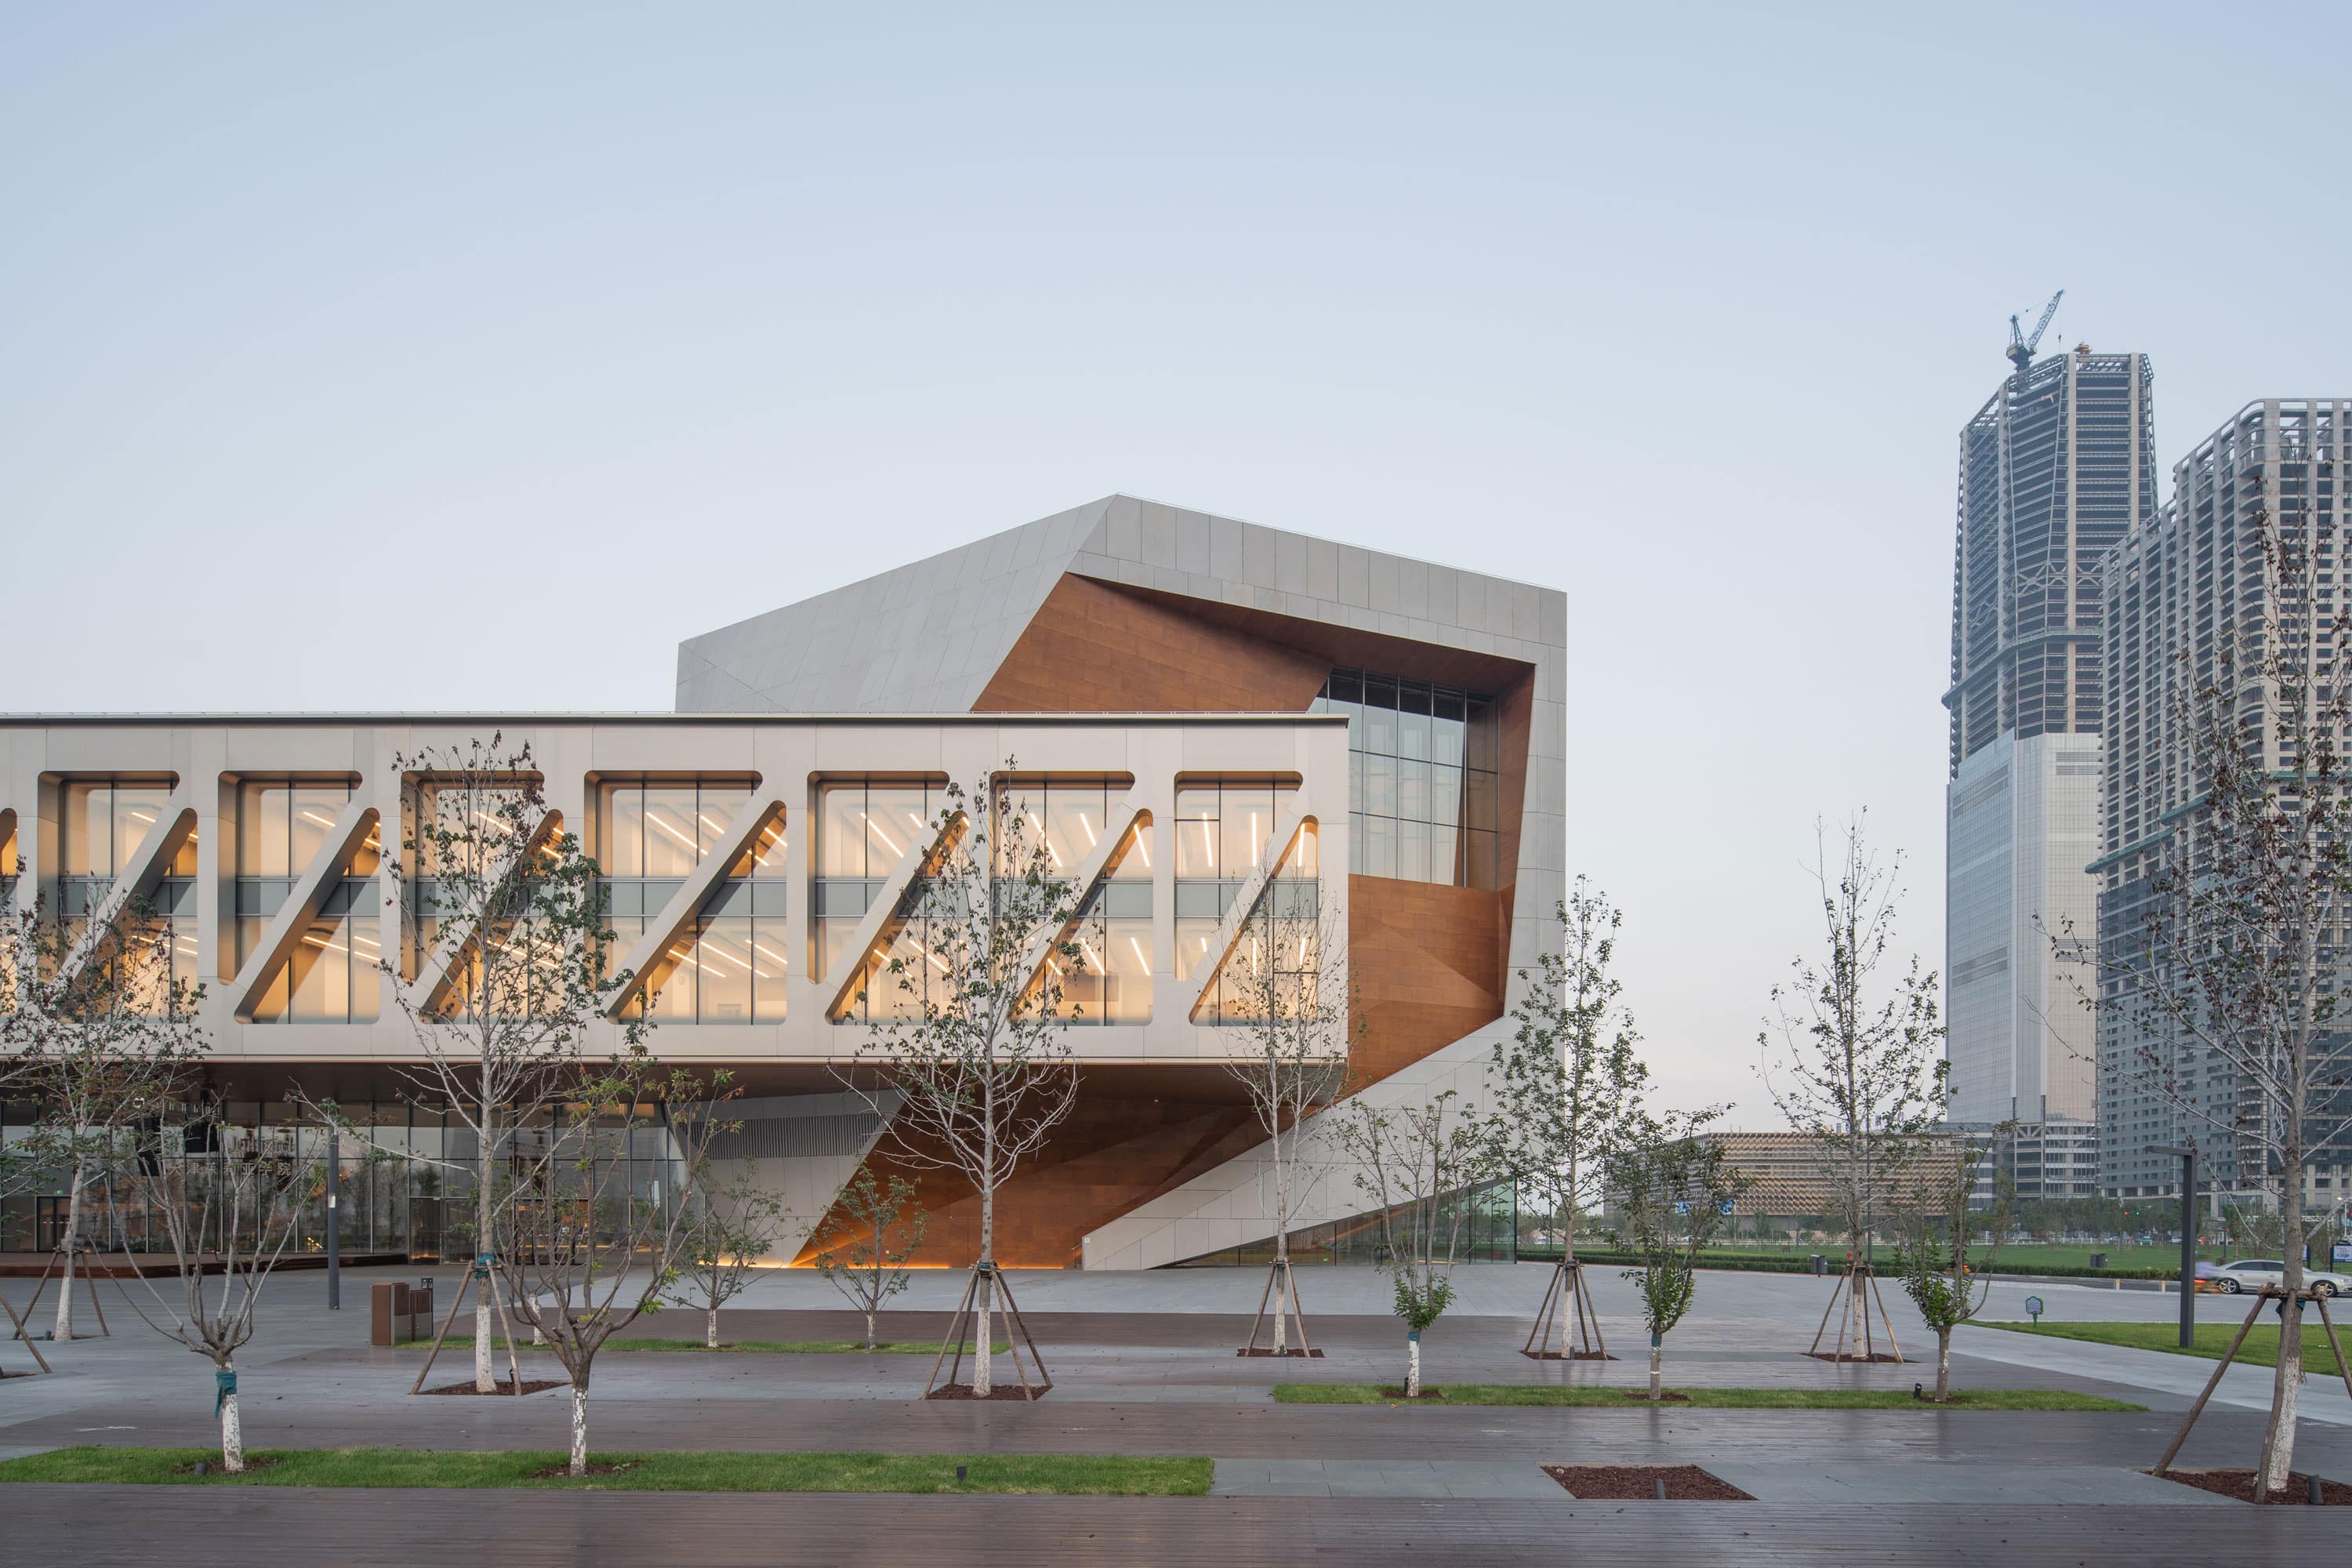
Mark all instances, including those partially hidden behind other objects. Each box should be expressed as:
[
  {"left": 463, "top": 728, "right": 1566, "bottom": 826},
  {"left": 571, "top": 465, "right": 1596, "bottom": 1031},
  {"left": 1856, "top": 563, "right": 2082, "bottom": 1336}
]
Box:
[
  {"left": 812, "top": 1162, "right": 929, "bottom": 1351},
  {"left": 1333, "top": 1087, "right": 1490, "bottom": 1398},
  {"left": 844, "top": 767, "right": 1083, "bottom": 1396},
  {"left": 0, "top": 891, "right": 205, "bottom": 1342},
  {"left": 1759, "top": 815, "right": 1944, "bottom": 1359},
  {"left": 111, "top": 1099, "right": 318, "bottom": 1472},
  {"left": 500, "top": 1051, "right": 735, "bottom": 1475},
  {"left": 1895, "top": 1133, "right": 2009, "bottom": 1403},
  {"left": 1606, "top": 1107, "right": 1741, "bottom": 1400},
  {"left": 1486, "top": 880, "right": 1648, "bottom": 1356},
  {"left": 680, "top": 1160, "right": 793, "bottom": 1349}
]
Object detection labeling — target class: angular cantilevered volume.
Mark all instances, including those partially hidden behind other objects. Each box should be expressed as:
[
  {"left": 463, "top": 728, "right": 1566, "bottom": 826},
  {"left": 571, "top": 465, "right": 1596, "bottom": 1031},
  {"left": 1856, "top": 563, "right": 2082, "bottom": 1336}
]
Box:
[{"left": 228, "top": 793, "right": 382, "bottom": 1022}]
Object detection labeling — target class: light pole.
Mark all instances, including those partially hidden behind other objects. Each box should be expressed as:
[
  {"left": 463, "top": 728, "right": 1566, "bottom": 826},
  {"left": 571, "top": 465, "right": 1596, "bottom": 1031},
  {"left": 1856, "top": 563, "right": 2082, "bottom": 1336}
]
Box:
[
  {"left": 2150, "top": 1143, "right": 2196, "bottom": 1349},
  {"left": 325, "top": 1127, "right": 340, "bottom": 1312}
]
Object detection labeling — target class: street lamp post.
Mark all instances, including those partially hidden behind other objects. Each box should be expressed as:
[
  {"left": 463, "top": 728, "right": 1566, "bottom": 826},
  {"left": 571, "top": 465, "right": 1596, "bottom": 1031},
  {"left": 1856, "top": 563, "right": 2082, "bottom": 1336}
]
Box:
[{"left": 2150, "top": 1143, "right": 2196, "bottom": 1349}]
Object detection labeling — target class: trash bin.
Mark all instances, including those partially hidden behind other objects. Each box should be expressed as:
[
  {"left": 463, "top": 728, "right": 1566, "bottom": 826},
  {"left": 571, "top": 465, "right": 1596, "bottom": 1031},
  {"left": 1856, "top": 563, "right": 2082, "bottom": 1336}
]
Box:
[
  {"left": 2089, "top": 1252, "right": 2107, "bottom": 1270},
  {"left": 412, "top": 1279, "right": 436, "bottom": 1335},
  {"left": 1809, "top": 1254, "right": 1826, "bottom": 1276},
  {"left": 369, "top": 1282, "right": 409, "bottom": 1347}
]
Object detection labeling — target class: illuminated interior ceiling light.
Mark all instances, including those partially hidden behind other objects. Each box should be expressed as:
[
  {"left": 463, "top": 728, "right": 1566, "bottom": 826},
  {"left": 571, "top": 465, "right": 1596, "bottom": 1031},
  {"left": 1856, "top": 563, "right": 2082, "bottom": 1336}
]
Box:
[
  {"left": 648, "top": 814, "right": 700, "bottom": 852},
  {"left": 908, "top": 938, "right": 950, "bottom": 975},
  {"left": 751, "top": 940, "right": 789, "bottom": 968},
  {"left": 1027, "top": 812, "right": 1061, "bottom": 866},
  {"left": 299, "top": 809, "right": 339, "bottom": 829},
  {"left": 1128, "top": 935, "right": 1149, "bottom": 971},
  {"left": 1131, "top": 828, "right": 1149, "bottom": 867},
  {"left": 472, "top": 811, "right": 514, "bottom": 837},
  {"left": 1077, "top": 812, "right": 1097, "bottom": 848},
  {"left": 864, "top": 815, "right": 902, "bottom": 857},
  {"left": 1251, "top": 813, "right": 1261, "bottom": 865},
  {"left": 906, "top": 811, "right": 926, "bottom": 833},
  {"left": 697, "top": 813, "right": 731, "bottom": 837},
  {"left": 1078, "top": 935, "right": 1102, "bottom": 971},
  {"left": 126, "top": 809, "right": 158, "bottom": 825},
  {"left": 1196, "top": 821, "right": 1215, "bottom": 869},
  {"left": 1298, "top": 935, "right": 1310, "bottom": 967}
]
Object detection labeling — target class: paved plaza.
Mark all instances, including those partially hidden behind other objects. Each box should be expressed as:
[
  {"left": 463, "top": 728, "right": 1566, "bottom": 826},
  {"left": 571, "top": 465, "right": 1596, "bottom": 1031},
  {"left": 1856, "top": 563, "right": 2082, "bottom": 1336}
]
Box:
[{"left": 5, "top": 1261, "right": 2350, "bottom": 1563}]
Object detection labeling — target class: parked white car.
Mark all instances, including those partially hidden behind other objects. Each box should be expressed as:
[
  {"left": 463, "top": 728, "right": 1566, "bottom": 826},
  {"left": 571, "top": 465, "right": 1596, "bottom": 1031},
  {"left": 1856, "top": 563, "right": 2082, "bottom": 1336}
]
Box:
[{"left": 2212, "top": 1259, "right": 2350, "bottom": 1296}]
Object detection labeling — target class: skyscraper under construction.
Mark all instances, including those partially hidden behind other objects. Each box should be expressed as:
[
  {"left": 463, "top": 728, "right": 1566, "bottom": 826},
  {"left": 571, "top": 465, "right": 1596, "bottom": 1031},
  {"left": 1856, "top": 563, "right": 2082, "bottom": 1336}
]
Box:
[{"left": 1944, "top": 338, "right": 2158, "bottom": 1133}]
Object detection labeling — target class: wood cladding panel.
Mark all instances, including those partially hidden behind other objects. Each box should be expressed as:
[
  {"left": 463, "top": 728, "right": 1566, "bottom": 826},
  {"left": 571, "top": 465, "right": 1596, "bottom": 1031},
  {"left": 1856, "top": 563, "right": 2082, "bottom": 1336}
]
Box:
[
  {"left": 974, "top": 575, "right": 1330, "bottom": 713},
  {"left": 1346, "top": 874, "right": 1507, "bottom": 1086},
  {"left": 791, "top": 1077, "right": 1264, "bottom": 1270}
]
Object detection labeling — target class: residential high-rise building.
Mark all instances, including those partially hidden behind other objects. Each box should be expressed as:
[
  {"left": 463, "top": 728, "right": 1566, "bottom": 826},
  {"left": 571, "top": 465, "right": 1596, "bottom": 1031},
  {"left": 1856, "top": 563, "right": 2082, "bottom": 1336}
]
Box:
[
  {"left": 2094, "top": 401, "right": 2352, "bottom": 1199},
  {"left": 1944, "top": 347, "right": 2156, "bottom": 1134}
]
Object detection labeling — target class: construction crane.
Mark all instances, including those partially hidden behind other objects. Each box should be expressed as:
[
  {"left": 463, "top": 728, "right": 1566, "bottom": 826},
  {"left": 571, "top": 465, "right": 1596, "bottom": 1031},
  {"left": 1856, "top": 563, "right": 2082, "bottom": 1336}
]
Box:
[{"left": 2006, "top": 289, "right": 2064, "bottom": 379}]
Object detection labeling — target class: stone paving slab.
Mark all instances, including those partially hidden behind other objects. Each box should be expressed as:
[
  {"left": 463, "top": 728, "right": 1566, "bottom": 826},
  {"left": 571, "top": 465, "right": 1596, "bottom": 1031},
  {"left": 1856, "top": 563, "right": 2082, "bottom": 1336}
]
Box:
[
  {"left": 1707, "top": 1461, "right": 2238, "bottom": 1506},
  {"left": 1955, "top": 1323, "right": 2352, "bottom": 1426},
  {"left": 1212, "top": 1457, "right": 1565, "bottom": 1499}
]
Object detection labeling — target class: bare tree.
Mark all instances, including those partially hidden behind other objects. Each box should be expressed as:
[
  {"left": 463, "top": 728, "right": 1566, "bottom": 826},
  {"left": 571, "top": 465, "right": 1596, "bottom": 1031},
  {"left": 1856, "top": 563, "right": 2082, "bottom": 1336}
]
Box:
[
  {"left": 1486, "top": 880, "right": 1648, "bottom": 1358},
  {"left": 2078, "top": 486, "right": 2352, "bottom": 1495},
  {"left": 1606, "top": 1106, "right": 1740, "bottom": 1400},
  {"left": 811, "top": 1162, "right": 928, "bottom": 1351},
  {"left": 1759, "top": 816, "right": 1944, "bottom": 1359},
  {"left": 339, "top": 736, "right": 630, "bottom": 1394},
  {"left": 843, "top": 768, "right": 1082, "bottom": 1396},
  {"left": 1220, "top": 900, "right": 1352, "bottom": 1355},
  {"left": 500, "top": 1051, "right": 734, "bottom": 1475},
  {"left": 111, "top": 1101, "right": 318, "bottom": 1472},
  {"left": 1333, "top": 1087, "right": 1491, "bottom": 1398},
  {"left": 1895, "top": 1133, "right": 2009, "bottom": 1403},
  {"left": 680, "top": 1160, "right": 792, "bottom": 1349},
  {"left": 0, "top": 893, "right": 205, "bottom": 1342}
]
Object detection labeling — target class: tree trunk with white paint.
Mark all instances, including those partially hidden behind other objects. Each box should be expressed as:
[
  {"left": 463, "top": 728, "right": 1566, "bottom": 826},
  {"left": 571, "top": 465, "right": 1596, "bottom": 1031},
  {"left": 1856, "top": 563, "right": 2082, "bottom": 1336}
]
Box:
[
  {"left": 52, "top": 1162, "right": 85, "bottom": 1341},
  {"left": 1935, "top": 1327, "right": 1952, "bottom": 1402},
  {"left": 706, "top": 1306, "right": 720, "bottom": 1349},
  {"left": 1648, "top": 1333, "right": 1663, "bottom": 1400},
  {"left": 1404, "top": 1334, "right": 1421, "bottom": 1399},
  {"left": 474, "top": 1121, "right": 495, "bottom": 1392},
  {"left": 569, "top": 1374, "right": 590, "bottom": 1476},
  {"left": 863, "top": 1310, "right": 877, "bottom": 1352},
  {"left": 218, "top": 1357, "right": 244, "bottom": 1473},
  {"left": 972, "top": 1109, "right": 995, "bottom": 1396}
]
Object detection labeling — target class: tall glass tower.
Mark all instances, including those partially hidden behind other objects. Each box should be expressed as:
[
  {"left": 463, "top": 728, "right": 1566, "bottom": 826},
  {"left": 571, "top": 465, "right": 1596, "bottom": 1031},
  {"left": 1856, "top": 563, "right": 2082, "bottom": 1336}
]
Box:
[{"left": 1944, "top": 346, "right": 2157, "bottom": 1130}]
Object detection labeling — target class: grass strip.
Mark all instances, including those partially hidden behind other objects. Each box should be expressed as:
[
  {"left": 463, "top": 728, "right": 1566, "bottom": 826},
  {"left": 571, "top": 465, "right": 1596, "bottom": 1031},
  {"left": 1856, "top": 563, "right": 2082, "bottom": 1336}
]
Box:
[
  {"left": 1976, "top": 1319, "right": 2349, "bottom": 1377},
  {"left": 1269, "top": 1384, "right": 2142, "bottom": 1410},
  {"left": 0, "top": 1447, "right": 1212, "bottom": 1495},
  {"left": 394, "top": 1338, "right": 1009, "bottom": 1355}
]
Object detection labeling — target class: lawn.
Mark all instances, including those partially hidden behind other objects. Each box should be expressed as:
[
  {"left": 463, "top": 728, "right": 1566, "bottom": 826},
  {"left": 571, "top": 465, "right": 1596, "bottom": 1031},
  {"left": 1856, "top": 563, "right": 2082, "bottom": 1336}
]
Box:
[
  {"left": 0, "top": 1447, "right": 1212, "bottom": 1495},
  {"left": 607, "top": 1339, "right": 1011, "bottom": 1356},
  {"left": 396, "top": 1338, "right": 1008, "bottom": 1355},
  {"left": 1269, "top": 1384, "right": 2140, "bottom": 1410},
  {"left": 1979, "top": 1319, "right": 2352, "bottom": 1379}
]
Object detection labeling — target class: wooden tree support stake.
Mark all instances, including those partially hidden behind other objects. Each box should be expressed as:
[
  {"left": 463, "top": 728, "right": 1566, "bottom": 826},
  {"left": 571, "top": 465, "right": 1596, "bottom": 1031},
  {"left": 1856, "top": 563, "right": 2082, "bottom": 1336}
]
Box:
[
  {"left": 407, "top": 1261, "right": 528, "bottom": 1396},
  {"left": 1241, "top": 1257, "right": 1321, "bottom": 1357},
  {"left": 0, "top": 1286, "right": 53, "bottom": 1373},
  {"left": 925, "top": 1261, "right": 1053, "bottom": 1399},
  {"left": 2153, "top": 1288, "right": 2272, "bottom": 1476},
  {"left": 1807, "top": 1261, "right": 1902, "bottom": 1363},
  {"left": 1522, "top": 1259, "right": 1607, "bottom": 1360},
  {"left": 10, "top": 1244, "right": 110, "bottom": 1341}
]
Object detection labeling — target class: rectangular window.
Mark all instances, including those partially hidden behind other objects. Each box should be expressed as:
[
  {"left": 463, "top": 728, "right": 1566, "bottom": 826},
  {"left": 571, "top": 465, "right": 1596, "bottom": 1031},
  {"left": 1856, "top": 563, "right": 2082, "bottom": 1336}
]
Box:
[{"left": 1320, "top": 669, "right": 1501, "bottom": 887}]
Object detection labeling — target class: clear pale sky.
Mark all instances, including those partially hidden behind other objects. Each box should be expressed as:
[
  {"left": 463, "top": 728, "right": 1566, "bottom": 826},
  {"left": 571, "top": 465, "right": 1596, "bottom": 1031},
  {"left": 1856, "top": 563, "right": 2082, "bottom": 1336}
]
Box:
[{"left": 6, "top": 4, "right": 2347, "bottom": 1120}]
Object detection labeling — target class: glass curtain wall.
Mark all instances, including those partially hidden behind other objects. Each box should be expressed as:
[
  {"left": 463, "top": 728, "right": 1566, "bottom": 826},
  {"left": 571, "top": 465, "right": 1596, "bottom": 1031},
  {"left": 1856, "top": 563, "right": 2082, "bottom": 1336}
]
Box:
[
  {"left": 237, "top": 779, "right": 383, "bottom": 1023},
  {"left": 57, "top": 776, "right": 197, "bottom": 1004},
  {"left": 595, "top": 780, "right": 783, "bottom": 1023},
  {"left": 818, "top": 779, "right": 947, "bottom": 1022},
  {"left": 1004, "top": 779, "right": 1149, "bottom": 1026},
  {"left": 0, "top": 1094, "right": 688, "bottom": 1263},
  {"left": 1174, "top": 780, "right": 1314, "bottom": 1024},
  {"left": 1312, "top": 670, "right": 1501, "bottom": 887}
]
